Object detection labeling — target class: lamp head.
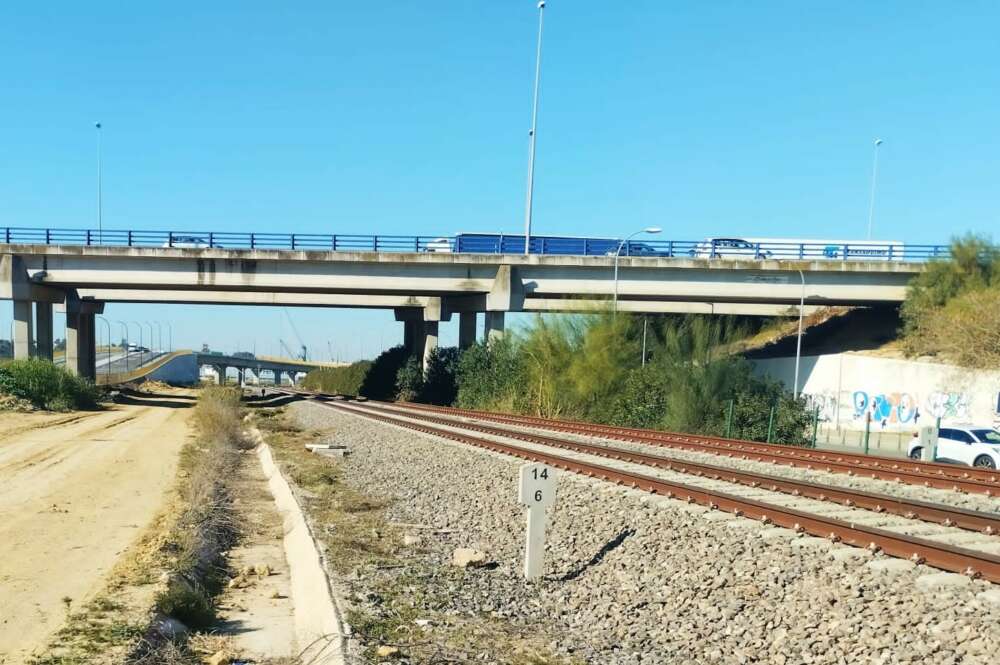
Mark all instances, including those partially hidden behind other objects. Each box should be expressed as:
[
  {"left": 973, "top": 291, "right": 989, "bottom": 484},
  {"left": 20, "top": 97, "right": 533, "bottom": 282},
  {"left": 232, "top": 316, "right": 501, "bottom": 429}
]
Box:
[
  {"left": 644, "top": 227, "right": 662, "bottom": 234},
  {"left": 95, "top": 122, "right": 101, "bottom": 129},
  {"left": 874, "top": 138, "right": 883, "bottom": 146}
]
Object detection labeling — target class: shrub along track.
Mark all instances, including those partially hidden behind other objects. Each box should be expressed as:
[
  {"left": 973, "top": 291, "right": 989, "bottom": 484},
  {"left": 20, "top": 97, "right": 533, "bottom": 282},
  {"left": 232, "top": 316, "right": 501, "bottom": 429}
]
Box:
[{"left": 275, "top": 390, "right": 1000, "bottom": 584}]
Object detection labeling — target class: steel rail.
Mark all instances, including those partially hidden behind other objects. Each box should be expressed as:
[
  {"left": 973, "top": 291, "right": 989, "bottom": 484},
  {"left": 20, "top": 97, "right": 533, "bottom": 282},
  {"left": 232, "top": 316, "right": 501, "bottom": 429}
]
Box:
[
  {"left": 388, "top": 400, "right": 1000, "bottom": 495},
  {"left": 316, "top": 398, "right": 1000, "bottom": 583},
  {"left": 345, "top": 399, "right": 1000, "bottom": 536}
]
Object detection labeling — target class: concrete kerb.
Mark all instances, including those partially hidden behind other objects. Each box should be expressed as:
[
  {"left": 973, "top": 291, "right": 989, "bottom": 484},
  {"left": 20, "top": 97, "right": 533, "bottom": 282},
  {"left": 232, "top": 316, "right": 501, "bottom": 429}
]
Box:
[{"left": 254, "top": 431, "right": 347, "bottom": 665}]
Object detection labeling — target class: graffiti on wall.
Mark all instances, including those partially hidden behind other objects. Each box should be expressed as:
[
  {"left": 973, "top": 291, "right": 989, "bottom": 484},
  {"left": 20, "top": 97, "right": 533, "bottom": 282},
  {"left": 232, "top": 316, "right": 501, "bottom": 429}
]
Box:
[
  {"left": 924, "top": 391, "right": 970, "bottom": 420},
  {"left": 849, "top": 389, "right": 971, "bottom": 428},
  {"left": 804, "top": 392, "right": 838, "bottom": 422},
  {"left": 852, "top": 391, "right": 919, "bottom": 425}
]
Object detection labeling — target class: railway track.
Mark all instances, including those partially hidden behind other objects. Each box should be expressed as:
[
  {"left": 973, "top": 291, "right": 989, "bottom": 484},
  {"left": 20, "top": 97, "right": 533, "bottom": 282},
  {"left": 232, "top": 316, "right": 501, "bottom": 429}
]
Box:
[
  {"left": 385, "top": 401, "right": 1000, "bottom": 496},
  {"left": 278, "top": 390, "right": 1000, "bottom": 583},
  {"left": 355, "top": 399, "right": 1000, "bottom": 536}
]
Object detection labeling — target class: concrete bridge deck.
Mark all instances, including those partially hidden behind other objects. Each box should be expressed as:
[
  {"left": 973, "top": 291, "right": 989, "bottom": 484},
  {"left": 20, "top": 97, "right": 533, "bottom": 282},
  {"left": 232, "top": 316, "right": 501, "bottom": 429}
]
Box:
[{"left": 1, "top": 241, "right": 924, "bottom": 377}]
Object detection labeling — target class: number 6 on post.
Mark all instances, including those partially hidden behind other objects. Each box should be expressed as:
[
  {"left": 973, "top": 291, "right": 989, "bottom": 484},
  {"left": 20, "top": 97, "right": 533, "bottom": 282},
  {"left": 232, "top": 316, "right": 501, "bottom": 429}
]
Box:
[{"left": 518, "top": 462, "right": 557, "bottom": 580}]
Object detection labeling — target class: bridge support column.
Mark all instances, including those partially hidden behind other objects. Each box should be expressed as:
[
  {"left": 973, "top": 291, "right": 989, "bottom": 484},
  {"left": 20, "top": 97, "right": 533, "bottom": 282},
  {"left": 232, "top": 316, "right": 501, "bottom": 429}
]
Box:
[
  {"left": 214, "top": 365, "right": 227, "bottom": 385},
  {"left": 237, "top": 368, "right": 245, "bottom": 387},
  {"left": 62, "top": 293, "right": 102, "bottom": 380},
  {"left": 485, "top": 311, "right": 505, "bottom": 345},
  {"left": 35, "top": 302, "right": 53, "bottom": 360},
  {"left": 403, "top": 320, "right": 420, "bottom": 355},
  {"left": 458, "top": 312, "right": 477, "bottom": 350},
  {"left": 12, "top": 300, "right": 34, "bottom": 359},
  {"left": 81, "top": 314, "right": 96, "bottom": 380},
  {"left": 422, "top": 321, "right": 439, "bottom": 372}
]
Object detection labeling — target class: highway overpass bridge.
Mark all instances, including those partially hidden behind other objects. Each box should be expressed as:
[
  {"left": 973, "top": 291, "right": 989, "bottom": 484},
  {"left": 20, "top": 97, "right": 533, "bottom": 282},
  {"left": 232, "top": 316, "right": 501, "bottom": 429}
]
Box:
[
  {"left": 196, "top": 353, "right": 329, "bottom": 385},
  {"left": 1, "top": 228, "right": 931, "bottom": 377}
]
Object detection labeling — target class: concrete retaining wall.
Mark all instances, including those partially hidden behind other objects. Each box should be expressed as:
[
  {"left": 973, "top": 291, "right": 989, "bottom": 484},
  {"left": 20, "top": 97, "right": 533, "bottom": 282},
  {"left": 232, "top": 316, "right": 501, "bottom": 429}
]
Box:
[{"left": 753, "top": 353, "right": 1000, "bottom": 432}]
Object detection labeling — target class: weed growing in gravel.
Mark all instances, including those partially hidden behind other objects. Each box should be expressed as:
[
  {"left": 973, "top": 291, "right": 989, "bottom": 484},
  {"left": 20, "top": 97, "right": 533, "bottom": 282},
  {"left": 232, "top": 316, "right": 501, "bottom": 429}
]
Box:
[
  {"left": 26, "top": 595, "right": 146, "bottom": 665},
  {"left": 256, "top": 405, "right": 582, "bottom": 665}
]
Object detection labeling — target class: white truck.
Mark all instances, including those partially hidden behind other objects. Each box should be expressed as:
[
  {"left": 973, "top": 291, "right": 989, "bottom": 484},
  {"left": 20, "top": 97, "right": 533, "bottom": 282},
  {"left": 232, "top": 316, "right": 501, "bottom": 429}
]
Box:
[{"left": 688, "top": 237, "right": 906, "bottom": 261}]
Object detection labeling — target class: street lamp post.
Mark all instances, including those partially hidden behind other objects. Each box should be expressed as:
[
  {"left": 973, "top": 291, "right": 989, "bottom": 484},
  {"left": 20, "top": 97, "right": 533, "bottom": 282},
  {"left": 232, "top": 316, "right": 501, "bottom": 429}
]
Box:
[
  {"left": 144, "top": 322, "right": 155, "bottom": 355},
  {"left": 613, "top": 227, "right": 662, "bottom": 313},
  {"left": 793, "top": 270, "right": 806, "bottom": 400},
  {"left": 116, "top": 321, "right": 129, "bottom": 372},
  {"left": 866, "top": 138, "right": 884, "bottom": 241},
  {"left": 522, "top": 0, "right": 546, "bottom": 255},
  {"left": 96, "top": 316, "right": 112, "bottom": 376},
  {"left": 162, "top": 321, "right": 173, "bottom": 352},
  {"left": 129, "top": 322, "right": 143, "bottom": 359},
  {"left": 95, "top": 122, "right": 103, "bottom": 244}
]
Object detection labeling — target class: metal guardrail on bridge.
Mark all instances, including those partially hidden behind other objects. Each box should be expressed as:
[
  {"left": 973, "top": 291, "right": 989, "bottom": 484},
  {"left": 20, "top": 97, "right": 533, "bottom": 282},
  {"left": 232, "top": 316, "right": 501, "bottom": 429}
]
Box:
[{"left": 0, "top": 226, "right": 954, "bottom": 262}]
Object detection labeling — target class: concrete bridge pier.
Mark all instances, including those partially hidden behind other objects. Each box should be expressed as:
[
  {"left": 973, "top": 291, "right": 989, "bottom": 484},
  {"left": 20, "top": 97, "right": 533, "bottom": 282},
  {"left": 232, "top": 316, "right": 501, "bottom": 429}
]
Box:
[
  {"left": 458, "top": 312, "right": 477, "bottom": 349},
  {"left": 214, "top": 365, "right": 228, "bottom": 385},
  {"left": 12, "top": 300, "right": 33, "bottom": 359},
  {"left": 237, "top": 368, "right": 246, "bottom": 387},
  {"left": 485, "top": 311, "right": 505, "bottom": 345},
  {"left": 63, "top": 292, "right": 101, "bottom": 380},
  {"left": 35, "top": 302, "right": 53, "bottom": 360},
  {"left": 422, "top": 321, "right": 439, "bottom": 370}
]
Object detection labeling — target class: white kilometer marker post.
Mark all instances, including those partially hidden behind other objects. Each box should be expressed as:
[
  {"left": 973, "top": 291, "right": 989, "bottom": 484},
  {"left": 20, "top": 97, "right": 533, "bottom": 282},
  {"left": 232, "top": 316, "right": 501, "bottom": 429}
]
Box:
[{"left": 519, "top": 462, "right": 556, "bottom": 581}]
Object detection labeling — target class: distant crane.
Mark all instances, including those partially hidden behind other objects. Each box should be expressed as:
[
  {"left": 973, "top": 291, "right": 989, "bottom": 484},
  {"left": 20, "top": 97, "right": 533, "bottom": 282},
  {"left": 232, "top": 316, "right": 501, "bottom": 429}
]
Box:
[
  {"left": 279, "top": 338, "right": 307, "bottom": 362},
  {"left": 281, "top": 308, "right": 308, "bottom": 361}
]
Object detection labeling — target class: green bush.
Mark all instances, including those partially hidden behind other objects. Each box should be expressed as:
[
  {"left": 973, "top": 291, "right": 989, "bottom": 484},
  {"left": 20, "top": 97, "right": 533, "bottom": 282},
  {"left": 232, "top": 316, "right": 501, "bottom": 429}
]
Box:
[
  {"left": 454, "top": 313, "right": 813, "bottom": 444},
  {"left": 901, "top": 234, "right": 1000, "bottom": 367},
  {"left": 0, "top": 358, "right": 101, "bottom": 410},
  {"left": 359, "top": 346, "right": 411, "bottom": 400},
  {"left": 302, "top": 360, "right": 373, "bottom": 396}
]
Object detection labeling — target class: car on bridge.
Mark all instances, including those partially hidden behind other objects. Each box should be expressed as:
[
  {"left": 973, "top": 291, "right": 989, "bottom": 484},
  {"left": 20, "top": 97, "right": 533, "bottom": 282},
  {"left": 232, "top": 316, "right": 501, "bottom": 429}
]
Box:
[
  {"left": 908, "top": 425, "right": 1000, "bottom": 469},
  {"left": 161, "top": 235, "right": 222, "bottom": 249}
]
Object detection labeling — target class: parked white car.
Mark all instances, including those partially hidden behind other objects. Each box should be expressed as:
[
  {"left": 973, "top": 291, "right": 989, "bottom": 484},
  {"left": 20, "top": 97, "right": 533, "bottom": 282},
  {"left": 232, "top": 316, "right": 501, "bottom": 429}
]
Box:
[
  {"left": 424, "top": 237, "right": 453, "bottom": 252},
  {"left": 908, "top": 425, "right": 1000, "bottom": 469},
  {"left": 162, "top": 235, "right": 216, "bottom": 248}
]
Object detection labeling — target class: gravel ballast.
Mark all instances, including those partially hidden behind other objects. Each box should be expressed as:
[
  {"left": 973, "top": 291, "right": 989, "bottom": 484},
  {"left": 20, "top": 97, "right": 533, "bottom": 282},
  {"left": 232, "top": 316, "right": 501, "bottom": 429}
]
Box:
[{"left": 289, "top": 400, "right": 1000, "bottom": 665}]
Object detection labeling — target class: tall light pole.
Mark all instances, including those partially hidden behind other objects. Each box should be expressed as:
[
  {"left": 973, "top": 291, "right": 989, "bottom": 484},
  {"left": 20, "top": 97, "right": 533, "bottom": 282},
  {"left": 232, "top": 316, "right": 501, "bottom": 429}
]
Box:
[
  {"left": 129, "top": 322, "right": 143, "bottom": 358},
  {"left": 522, "top": 1, "right": 546, "bottom": 255},
  {"left": 96, "top": 316, "right": 112, "bottom": 376},
  {"left": 95, "top": 122, "right": 103, "bottom": 244},
  {"left": 116, "top": 321, "right": 130, "bottom": 372},
  {"left": 144, "top": 322, "right": 155, "bottom": 354},
  {"left": 162, "top": 321, "right": 173, "bottom": 351},
  {"left": 793, "top": 270, "right": 806, "bottom": 400},
  {"left": 613, "top": 227, "right": 661, "bottom": 313},
  {"left": 866, "top": 138, "right": 883, "bottom": 241}
]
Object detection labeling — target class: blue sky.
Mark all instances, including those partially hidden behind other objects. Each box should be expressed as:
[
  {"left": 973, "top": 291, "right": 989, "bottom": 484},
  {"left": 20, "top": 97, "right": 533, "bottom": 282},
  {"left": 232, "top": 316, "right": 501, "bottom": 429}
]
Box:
[{"left": 1, "top": 1, "right": 998, "bottom": 358}]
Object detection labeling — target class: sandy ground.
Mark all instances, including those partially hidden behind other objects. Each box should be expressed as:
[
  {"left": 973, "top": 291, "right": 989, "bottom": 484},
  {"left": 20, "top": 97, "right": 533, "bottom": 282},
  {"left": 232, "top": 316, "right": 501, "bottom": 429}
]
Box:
[{"left": 0, "top": 393, "right": 192, "bottom": 662}]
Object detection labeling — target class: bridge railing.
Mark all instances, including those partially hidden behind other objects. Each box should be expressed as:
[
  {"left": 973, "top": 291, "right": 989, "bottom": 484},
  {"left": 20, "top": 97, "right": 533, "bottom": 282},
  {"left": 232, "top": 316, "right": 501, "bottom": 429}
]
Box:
[{"left": 0, "top": 226, "right": 953, "bottom": 262}]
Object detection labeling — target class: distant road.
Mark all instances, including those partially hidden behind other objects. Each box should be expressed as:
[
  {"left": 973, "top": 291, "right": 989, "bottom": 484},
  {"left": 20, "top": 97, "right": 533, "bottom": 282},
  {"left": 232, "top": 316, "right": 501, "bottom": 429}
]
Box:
[{"left": 54, "top": 350, "right": 165, "bottom": 375}]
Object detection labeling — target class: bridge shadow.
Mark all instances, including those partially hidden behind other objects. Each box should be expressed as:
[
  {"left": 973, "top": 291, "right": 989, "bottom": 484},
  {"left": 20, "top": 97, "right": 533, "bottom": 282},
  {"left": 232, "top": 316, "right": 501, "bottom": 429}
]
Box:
[
  {"left": 112, "top": 393, "right": 194, "bottom": 409},
  {"left": 556, "top": 527, "right": 636, "bottom": 582},
  {"left": 119, "top": 388, "right": 198, "bottom": 401},
  {"left": 246, "top": 394, "right": 305, "bottom": 408}
]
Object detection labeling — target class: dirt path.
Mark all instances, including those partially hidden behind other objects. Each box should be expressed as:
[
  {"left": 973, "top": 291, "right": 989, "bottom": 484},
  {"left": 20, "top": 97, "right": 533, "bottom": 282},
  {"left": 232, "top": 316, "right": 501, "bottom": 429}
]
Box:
[{"left": 0, "top": 396, "right": 192, "bottom": 662}]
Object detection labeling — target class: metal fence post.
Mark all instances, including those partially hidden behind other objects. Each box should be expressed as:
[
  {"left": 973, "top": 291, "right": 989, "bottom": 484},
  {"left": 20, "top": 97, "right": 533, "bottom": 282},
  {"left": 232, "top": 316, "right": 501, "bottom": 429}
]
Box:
[
  {"left": 863, "top": 413, "right": 872, "bottom": 455},
  {"left": 766, "top": 405, "right": 776, "bottom": 443},
  {"left": 725, "top": 399, "right": 734, "bottom": 438},
  {"left": 250, "top": 233, "right": 256, "bottom": 249},
  {"left": 127, "top": 230, "right": 133, "bottom": 247},
  {"left": 811, "top": 407, "right": 820, "bottom": 448},
  {"left": 933, "top": 416, "right": 941, "bottom": 462},
  {"left": 332, "top": 235, "right": 338, "bottom": 251}
]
